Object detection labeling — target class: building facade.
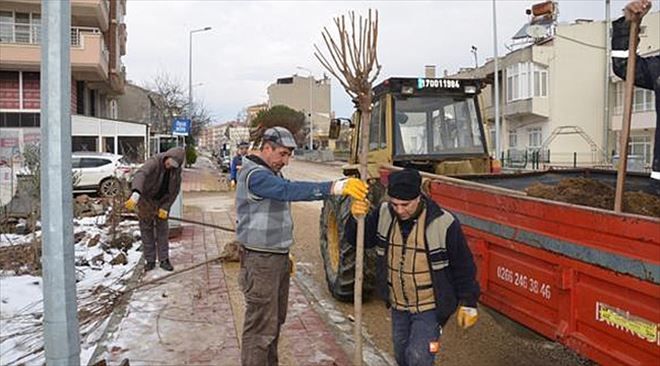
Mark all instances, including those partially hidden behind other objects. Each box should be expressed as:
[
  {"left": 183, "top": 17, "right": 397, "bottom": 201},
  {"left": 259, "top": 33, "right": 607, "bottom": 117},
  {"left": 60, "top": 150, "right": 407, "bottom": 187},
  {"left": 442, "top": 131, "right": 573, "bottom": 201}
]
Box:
[
  {"left": 456, "top": 11, "right": 658, "bottom": 171},
  {"left": 0, "top": 0, "right": 130, "bottom": 153},
  {"left": 267, "top": 74, "right": 331, "bottom": 148},
  {"left": 246, "top": 102, "right": 267, "bottom": 127}
]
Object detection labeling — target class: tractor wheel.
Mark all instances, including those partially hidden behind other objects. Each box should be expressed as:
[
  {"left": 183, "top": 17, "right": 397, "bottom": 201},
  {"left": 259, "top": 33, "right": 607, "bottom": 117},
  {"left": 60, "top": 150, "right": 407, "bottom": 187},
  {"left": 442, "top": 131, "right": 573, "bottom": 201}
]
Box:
[{"left": 319, "top": 195, "right": 377, "bottom": 302}]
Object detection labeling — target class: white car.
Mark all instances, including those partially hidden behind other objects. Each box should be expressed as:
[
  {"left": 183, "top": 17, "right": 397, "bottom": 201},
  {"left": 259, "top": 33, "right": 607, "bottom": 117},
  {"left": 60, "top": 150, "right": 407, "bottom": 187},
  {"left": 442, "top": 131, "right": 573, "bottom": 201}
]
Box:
[{"left": 72, "top": 152, "right": 133, "bottom": 196}]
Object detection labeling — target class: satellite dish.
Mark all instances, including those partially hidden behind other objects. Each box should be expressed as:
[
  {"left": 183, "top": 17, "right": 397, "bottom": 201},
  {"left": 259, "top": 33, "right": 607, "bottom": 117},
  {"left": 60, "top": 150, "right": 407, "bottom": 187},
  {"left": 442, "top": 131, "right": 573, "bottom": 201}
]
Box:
[{"left": 526, "top": 24, "right": 547, "bottom": 39}]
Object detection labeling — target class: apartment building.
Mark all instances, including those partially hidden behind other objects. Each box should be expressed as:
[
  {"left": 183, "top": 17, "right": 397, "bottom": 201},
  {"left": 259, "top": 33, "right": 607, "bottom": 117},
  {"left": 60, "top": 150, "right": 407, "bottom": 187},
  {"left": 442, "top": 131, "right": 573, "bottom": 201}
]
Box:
[
  {"left": 0, "top": 0, "right": 133, "bottom": 155},
  {"left": 456, "top": 10, "right": 658, "bottom": 171},
  {"left": 246, "top": 102, "right": 267, "bottom": 126},
  {"left": 267, "top": 74, "right": 331, "bottom": 148}
]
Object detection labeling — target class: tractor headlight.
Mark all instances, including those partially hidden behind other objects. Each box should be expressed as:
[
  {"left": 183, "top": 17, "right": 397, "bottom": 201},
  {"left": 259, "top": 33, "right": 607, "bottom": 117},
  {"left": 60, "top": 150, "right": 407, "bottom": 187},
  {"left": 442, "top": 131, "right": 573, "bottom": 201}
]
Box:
[{"left": 464, "top": 85, "right": 477, "bottom": 94}]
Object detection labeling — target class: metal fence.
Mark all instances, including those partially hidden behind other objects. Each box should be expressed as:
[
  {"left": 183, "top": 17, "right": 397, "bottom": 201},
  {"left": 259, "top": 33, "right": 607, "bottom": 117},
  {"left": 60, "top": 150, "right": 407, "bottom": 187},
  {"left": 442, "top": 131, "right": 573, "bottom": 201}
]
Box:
[{"left": 0, "top": 22, "right": 101, "bottom": 48}]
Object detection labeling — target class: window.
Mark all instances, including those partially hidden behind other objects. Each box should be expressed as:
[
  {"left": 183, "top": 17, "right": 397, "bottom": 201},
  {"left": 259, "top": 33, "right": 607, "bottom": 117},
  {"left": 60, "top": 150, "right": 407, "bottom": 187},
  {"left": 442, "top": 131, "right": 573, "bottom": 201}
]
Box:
[
  {"left": 489, "top": 127, "right": 496, "bottom": 154},
  {"left": 72, "top": 136, "right": 98, "bottom": 152},
  {"left": 528, "top": 127, "right": 542, "bottom": 148},
  {"left": 614, "top": 83, "right": 655, "bottom": 114},
  {"left": 72, "top": 157, "right": 82, "bottom": 169},
  {"left": 0, "top": 112, "right": 40, "bottom": 127},
  {"left": 80, "top": 158, "right": 111, "bottom": 168},
  {"left": 506, "top": 62, "right": 548, "bottom": 102},
  {"left": 628, "top": 135, "right": 652, "bottom": 166},
  {"left": 0, "top": 71, "right": 40, "bottom": 110},
  {"left": 109, "top": 99, "right": 118, "bottom": 119},
  {"left": 394, "top": 96, "right": 485, "bottom": 156},
  {"left": 508, "top": 130, "right": 518, "bottom": 148},
  {"left": 0, "top": 12, "right": 40, "bottom": 44},
  {"left": 103, "top": 137, "right": 115, "bottom": 153},
  {"left": 369, "top": 99, "right": 381, "bottom": 150}
]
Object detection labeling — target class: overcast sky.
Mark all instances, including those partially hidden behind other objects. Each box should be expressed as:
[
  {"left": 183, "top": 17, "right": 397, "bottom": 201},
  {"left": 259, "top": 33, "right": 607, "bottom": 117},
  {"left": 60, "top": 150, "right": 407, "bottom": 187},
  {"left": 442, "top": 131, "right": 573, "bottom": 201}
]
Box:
[{"left": 124, "top": 0, "right": 658, "bottom": 123}]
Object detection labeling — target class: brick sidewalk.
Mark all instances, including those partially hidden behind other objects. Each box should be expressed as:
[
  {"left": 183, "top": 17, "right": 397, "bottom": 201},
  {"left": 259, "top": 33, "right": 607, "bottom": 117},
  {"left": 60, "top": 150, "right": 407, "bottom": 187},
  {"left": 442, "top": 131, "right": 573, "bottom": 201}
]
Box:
[{"left": 95, "top": 164, "right": 353, "bottom": 365}]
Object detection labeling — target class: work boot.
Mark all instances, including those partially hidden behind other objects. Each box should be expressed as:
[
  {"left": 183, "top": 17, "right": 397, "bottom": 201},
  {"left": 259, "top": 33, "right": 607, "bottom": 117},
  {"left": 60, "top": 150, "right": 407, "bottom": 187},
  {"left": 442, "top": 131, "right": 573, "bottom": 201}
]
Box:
[
  {"left": 160, "top": 259, "right": 174, "bottom": 272},
  {"left": 145, "top": 261, "right": 156, "bottom": 272}
]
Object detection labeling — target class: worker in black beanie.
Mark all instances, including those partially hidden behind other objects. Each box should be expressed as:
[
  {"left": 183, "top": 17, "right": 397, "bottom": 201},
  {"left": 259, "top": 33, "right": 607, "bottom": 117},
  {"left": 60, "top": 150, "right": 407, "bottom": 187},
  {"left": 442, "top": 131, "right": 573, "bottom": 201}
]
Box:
[
  {"left": 346, "top": 168, "right": 480, "bottom": 365},
  {"left": 387, "top": 168, "right": 422, "bottom": 200}
]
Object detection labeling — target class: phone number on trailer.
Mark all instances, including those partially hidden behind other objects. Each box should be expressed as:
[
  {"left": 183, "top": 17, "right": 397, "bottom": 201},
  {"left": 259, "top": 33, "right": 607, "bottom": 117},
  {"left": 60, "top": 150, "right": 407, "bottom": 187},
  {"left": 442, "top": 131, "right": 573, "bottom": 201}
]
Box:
[{"left": 496, "top": 266, "right": 552, "bottom": 300}]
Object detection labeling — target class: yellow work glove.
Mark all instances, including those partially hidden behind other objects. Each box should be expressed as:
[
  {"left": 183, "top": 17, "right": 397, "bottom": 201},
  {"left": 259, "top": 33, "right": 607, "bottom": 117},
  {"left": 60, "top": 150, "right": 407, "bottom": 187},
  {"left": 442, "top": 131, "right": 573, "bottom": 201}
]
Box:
[
  {"left": 351, "top": 199, "right": 370, "bottom": 218},
  {"left": 456, "top": 306, "right": 478, "bottom": 329},
  {"left": 331, "top": 178, "right": 368, "bottom": 201},
  {"left": 124, "top": 192, "right": 140, "bottom": 211},
  {"left": 157, "top": 208, "right": 168, "bottom": 220}
]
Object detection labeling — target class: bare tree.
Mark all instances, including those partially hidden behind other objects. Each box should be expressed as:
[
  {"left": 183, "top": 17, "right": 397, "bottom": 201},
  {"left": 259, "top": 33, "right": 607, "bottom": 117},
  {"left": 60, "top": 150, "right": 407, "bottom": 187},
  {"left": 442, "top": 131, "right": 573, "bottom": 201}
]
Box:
[
  {"left": 145, "top": 72, "right": 213, "bottom": 142},
  {"left": 315, "top": 9, "right": 380, "bottom": 365}
]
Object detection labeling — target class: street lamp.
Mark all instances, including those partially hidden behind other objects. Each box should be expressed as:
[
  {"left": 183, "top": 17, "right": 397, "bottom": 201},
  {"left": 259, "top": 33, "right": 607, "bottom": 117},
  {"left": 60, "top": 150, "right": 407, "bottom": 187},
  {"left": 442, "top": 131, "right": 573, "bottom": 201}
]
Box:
[
  {"left": 297, "top": 66, "right": 314, "bottom": 150},
  {"left": 188, "top": 26, "right": 212, "bottom": 147}
]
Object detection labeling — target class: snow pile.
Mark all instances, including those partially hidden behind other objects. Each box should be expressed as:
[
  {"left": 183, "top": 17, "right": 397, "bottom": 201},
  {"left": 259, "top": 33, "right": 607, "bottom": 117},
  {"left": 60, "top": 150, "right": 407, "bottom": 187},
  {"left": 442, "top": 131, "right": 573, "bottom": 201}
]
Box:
[{"left": 0, "top": 215, "right": 143, "bottom": 366}]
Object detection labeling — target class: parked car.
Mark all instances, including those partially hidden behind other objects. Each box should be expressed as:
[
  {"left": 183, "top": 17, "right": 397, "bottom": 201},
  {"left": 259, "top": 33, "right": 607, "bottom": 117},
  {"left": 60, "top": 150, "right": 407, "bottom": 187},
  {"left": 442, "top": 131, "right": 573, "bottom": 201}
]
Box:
[{"left": 72, "top": 152, "right": 133, "bottom": 196}]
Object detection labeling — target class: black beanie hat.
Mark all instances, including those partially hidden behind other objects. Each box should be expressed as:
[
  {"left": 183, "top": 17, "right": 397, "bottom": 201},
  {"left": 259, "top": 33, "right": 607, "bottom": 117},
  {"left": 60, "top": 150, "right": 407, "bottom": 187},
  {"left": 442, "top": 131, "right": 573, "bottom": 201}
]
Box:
[{"left": 388, "top": 168, "right": 421, "bottom": 200}]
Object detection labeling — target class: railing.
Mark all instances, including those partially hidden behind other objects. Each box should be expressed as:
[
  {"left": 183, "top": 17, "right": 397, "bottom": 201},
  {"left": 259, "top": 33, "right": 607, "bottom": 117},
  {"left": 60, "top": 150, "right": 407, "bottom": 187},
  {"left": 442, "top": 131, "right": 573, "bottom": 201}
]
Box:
[{"left": 0, "top": 22, "right": 102, "bottom": 49}]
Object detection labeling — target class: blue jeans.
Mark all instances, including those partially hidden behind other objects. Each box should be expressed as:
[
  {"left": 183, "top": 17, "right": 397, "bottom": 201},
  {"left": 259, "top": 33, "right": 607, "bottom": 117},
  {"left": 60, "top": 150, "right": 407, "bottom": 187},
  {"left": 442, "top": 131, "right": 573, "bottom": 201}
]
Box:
[{"left": 391, "top": 309, "right": 441, "bottom": 366}]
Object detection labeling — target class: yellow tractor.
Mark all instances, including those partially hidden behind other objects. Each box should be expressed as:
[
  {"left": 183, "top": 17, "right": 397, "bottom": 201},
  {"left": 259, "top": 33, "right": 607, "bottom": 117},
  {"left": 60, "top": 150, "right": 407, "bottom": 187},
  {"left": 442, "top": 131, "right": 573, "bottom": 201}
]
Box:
[{"left": 320, "top": 77, "right": 495, "bottom": 301}]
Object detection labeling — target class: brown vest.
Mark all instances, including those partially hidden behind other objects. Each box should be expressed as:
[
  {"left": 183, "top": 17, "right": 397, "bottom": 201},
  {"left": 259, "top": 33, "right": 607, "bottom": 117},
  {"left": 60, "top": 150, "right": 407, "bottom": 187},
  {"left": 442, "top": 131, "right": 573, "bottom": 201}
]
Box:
[{"left": 388, "top": 209, "right": 436, "bottom": 313}]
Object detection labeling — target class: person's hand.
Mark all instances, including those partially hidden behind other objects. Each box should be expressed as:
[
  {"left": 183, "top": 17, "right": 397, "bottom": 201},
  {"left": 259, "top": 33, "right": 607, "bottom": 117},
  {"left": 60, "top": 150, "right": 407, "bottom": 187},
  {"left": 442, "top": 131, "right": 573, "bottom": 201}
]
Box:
[
  {"left": 456, "top": 306, "right": 478, "bottom": 329},
  {"left": 230, "top": 180, "right": 236, "bottom": 190},
  {"left": 624, "top": 0, "right": 651, "bottom": 22},
  {"left": 332, "top": 178, "right": 368, "bottom": 200},
  {"left": 124, "top": 192, "right": 140, "bottom": 211},
  {"left": 351, "top": 199, "right": 369, "bottom": 218},
  {"left": 157, "top": 209, "right": 168, "bottom": 220}
]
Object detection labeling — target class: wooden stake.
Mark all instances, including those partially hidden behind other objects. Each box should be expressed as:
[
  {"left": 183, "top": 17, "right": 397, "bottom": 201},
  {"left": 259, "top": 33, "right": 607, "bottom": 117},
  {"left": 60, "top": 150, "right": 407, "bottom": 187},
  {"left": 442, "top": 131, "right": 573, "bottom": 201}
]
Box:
[
  {"left": 314, "top": 10, "right": 380, "bottom": 364},
  {"left": 353, "top": 94, "right": 372, "bottom": 365},
  {"left": 614, "top": 20, "right": 640, "bottom": 213}
]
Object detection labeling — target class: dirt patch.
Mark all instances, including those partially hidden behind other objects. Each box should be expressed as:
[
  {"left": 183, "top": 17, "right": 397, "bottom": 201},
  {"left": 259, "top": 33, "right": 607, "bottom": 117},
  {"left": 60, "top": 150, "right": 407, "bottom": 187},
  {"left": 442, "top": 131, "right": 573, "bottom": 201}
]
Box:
[
  {"left": 525, "top": 178, "right": 660, "bottom": 218},
  {"left": 0, "top": 242, "right": 41, "bottom": 275}
]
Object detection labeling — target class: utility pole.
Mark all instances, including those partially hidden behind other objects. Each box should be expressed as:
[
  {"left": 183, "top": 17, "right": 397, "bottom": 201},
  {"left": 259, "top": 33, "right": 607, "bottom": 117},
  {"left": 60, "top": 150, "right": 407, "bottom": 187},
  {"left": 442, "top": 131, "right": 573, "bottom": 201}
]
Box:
[
  {"left": 188, "top": 26, "right": 211, "bottom": 150},
  {"left": 297, "top": 66, "right": 314, "bottom": 150},
  {"left": 41, "top": 1, "right": 81, "bottom": 365},
  {"left": 603, "top": 0, "right": 612, "bottom": 163},
  {"left": 492, "top": 0, "right": 501, "bottom": 159}
]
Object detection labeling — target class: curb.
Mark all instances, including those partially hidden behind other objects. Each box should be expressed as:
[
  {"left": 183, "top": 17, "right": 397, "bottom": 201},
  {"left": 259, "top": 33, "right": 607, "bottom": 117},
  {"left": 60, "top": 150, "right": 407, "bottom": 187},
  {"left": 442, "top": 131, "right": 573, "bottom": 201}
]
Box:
[{"left": 294, "top": 273, "right": 397, "bottom": 366}]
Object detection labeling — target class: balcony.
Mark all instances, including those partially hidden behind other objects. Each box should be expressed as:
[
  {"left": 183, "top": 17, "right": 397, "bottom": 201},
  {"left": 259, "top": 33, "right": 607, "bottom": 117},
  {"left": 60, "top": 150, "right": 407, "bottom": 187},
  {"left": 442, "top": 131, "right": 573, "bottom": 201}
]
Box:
[
  {"left": 0, "top": 23, "right": 109, "bottom": 81},
  {"left": 1, "top": 0, "right": 109, "bottom": 31},
  {"left": 71, "top": 0, "right": 110, "bottom": 31},
  {"left": 484, "top": 96, "right": 549, "bottom": 121}
]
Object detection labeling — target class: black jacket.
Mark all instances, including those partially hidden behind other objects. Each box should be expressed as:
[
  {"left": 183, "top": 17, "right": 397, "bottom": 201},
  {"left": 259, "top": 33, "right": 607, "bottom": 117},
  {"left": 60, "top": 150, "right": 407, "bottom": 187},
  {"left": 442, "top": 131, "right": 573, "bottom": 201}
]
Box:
[
  {"left": 346, "top": 195, "right": 480, "bottom": 326},
  {"left": 612, "top": 16, "right": 660, "bottom": 171}
]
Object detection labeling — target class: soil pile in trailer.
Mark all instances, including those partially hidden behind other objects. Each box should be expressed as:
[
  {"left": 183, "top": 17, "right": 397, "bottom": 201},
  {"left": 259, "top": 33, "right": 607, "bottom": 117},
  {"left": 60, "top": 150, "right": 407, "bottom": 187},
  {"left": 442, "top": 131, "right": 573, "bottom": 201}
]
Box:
[{"left": 525, "top": 177, "right": 660, "bottom": 218}]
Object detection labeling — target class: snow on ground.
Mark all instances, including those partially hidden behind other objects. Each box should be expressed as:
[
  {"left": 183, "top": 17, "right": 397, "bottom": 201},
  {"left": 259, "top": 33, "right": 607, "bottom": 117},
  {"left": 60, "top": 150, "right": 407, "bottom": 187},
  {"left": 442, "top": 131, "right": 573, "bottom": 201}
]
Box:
[{"left": 0, "top": 215, "right": 143, "bottom": 366}]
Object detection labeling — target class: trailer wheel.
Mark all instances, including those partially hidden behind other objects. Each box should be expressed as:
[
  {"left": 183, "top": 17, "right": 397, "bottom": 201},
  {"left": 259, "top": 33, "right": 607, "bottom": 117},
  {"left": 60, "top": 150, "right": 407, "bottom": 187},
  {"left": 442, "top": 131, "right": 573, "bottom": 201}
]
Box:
[{"left": 319, "top": 196, "right": 376, "bottom": 302}]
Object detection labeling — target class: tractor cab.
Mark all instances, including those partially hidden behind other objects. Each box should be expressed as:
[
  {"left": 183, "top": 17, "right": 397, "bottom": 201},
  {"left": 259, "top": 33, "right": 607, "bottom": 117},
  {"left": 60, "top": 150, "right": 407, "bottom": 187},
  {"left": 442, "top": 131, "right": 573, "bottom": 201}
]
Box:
[{"left": 330, "top": 77, "right": 493, "bottom": 178}]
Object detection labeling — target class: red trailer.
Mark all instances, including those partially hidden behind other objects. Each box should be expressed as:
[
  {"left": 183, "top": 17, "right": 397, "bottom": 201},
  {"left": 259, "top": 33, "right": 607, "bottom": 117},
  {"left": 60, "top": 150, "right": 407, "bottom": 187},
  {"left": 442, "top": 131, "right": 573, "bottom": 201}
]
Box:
[{"left": 379, "top": 166, "right": 660, "bottom": 366}]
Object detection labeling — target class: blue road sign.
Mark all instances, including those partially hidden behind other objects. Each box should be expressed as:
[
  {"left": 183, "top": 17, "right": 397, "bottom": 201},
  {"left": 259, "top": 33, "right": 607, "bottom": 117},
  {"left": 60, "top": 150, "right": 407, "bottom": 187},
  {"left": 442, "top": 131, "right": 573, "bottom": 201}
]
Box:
[{"left": 172, "top": 118, "right": 191, "bottom": 136}]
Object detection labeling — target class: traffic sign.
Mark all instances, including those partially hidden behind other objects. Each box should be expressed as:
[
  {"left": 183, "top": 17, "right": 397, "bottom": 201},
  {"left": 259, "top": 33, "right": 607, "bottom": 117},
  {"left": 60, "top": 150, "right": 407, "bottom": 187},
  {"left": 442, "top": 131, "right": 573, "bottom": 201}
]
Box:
[{"left": 172, "top": 118, "right": 191, "bottom": 136}]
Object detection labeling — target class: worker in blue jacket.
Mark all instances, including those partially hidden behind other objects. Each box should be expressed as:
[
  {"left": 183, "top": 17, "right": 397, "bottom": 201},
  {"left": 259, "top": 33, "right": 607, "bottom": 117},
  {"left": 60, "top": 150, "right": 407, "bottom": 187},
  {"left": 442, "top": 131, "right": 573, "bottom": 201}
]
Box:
[
  {"left": 612, "top": 0, "right": 660, "bottom": 192},
  {"left": 230, "top": 141, "right": 249, "bottom": 189}
]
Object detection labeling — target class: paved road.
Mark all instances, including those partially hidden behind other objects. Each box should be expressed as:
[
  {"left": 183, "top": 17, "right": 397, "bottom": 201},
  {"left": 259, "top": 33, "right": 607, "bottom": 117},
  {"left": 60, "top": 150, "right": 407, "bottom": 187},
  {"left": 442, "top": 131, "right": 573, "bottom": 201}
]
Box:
[{"left": 282, "top": 159, "right": 592, "bottom": 366}]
